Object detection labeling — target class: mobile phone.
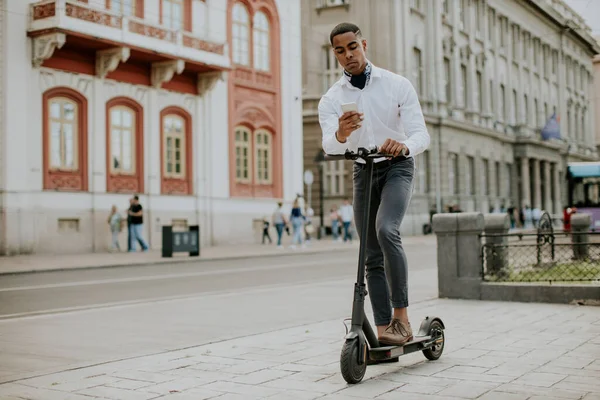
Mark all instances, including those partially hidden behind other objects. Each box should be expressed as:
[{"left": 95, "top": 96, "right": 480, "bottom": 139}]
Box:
[{"left": 341, "top": 102, "right": 358, "bottom": 114}]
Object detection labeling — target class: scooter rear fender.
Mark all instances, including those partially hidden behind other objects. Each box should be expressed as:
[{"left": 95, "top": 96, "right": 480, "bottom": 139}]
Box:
[{"left": 417, "top": 316, "right": 445, "bottom": 337}]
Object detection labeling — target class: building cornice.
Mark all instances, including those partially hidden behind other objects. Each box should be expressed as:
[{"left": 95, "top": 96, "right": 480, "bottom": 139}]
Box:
[{"left": 524, "top": 0, "right": 600, "bottom": 55}]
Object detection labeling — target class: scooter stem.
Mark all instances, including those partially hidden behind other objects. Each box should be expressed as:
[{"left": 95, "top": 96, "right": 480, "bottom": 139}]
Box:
[
  {"left": 356, "top": 157, "right": 374, "bottom": 287},
  {"left": 350, "top": 156, "right": 375, "bottom": 331}
]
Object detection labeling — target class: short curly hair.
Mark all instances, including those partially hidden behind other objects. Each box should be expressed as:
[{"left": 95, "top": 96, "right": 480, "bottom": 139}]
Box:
[{"left": 329, "top": 22, "right": 362, "bottom": 45}]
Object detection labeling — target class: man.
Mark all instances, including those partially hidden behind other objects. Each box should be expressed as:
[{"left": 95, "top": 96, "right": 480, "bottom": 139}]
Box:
[
  {"left": 319, "top": 23, "right": 430, "bottom": 346},
  {"left": 338, "top": 198, "right": 354, "bottom": 242},
  {"left": 272, "top": 202, "right": 287, "bottom": 248},
  {"left": 128, "top": 195, "right": 149, "bottom": 252}
]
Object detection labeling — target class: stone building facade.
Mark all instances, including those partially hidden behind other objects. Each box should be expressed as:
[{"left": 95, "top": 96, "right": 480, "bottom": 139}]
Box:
[
  {"left": 0, "top": 0, "right": 4, "bottom": 253},
  {"left": 594, "top": 40, "right": 600, "bottom": 151},
  {"left": 0, "top": 0, "right": 303, "bottom": 255},
  {"left": 302, "top": 0, "right": 599, "bottom": 235}
]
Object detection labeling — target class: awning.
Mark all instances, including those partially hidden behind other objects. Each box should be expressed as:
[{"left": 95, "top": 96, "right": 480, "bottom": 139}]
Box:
[{"left": 567, "top": 162, "right": 600, "bottom": 178}]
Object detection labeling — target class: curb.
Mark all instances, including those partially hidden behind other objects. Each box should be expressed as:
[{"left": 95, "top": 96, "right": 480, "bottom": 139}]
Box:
[{"left": 0, "top": 246, "right": 351, "bottom": 276}]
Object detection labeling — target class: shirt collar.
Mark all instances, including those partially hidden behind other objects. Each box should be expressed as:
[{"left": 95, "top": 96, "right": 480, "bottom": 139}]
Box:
[{"left": 340, "top": 61, "right": 379, "bottom": 87}]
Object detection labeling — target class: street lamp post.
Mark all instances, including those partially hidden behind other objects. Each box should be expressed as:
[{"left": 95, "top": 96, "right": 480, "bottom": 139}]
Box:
[{"left": 314, "top": 150, "right": 326, "bottom": 240}]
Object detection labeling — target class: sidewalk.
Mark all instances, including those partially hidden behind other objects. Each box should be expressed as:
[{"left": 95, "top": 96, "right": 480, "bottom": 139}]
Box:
[
  {"left": 0, "top": 235, "right": 437, "bottom": 276},
  {"left": 0, "top": 298, "right": 598, "bottom": 399},
  {"left": 0, "top": 236, "right": 435, "bottom": 276},
  {"left": 0, "top": 239, "right": 352, "bottom": 275}
]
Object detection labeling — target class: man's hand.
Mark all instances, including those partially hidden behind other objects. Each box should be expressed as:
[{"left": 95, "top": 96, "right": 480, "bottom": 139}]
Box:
[
  {"left": 379, "top": 138, "right": 409, "bottom": 157},
  {"left": 336, "top": 111, "right": 363, "bottom": 143}
]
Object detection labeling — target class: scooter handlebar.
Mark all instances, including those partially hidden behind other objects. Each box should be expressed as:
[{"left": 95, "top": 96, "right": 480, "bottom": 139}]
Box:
[{"left": 324, "top": 146, "right": 407, "bottom": 161}]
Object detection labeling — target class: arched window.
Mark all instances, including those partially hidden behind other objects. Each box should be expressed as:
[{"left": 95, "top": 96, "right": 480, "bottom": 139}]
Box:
[
  {"left": 253, "top": 11, "right": 270, "bottom": 71},
  {"left": 43, "top": 87, "right": 88, "bottom": 191},
  {"left": 110, "top": 106, "right": 135, "bottom": 174},
  {"left": 106, "top": 98, "right": 144, "bottom": 193},
  {"left": 254, "top": 129, "right": 272, "bottom": 184},
  {"left": 49, "top": 97, "right": 79, "bottom": 171},
  {"left": 163, "top": 114, "right": 186, "bottom": 178},
  {"left": 161, "top": 107, "right": 192, "bottom": 195},
  {"left": 232, "top": 2, "right": 250, "bottom": 66},
  {"left": 234, "top": 126, "right": 252, "bottom": 183}
]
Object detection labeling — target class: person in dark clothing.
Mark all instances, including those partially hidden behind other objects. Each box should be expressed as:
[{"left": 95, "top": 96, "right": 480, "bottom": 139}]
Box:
[{"left": 128, "top": 195, "right": 149, "bottom": 252}]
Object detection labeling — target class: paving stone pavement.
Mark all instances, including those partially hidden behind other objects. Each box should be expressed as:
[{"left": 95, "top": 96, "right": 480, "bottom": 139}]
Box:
[{"left": 1, "top": 298, "right": 599, "bottom": 400}]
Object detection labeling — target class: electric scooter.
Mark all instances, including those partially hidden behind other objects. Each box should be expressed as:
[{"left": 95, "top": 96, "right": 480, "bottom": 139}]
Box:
[{"left": 325, "top": 147, "right": 446, "bottom": 384}]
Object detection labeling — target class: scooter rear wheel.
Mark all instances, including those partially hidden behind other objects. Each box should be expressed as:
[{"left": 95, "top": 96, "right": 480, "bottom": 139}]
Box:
[
  {"left": 422, "top": 320, "right": 445, "bottom": 360},
  {"left": 340, "top": 339, "right": 367, "bottom": 384}
]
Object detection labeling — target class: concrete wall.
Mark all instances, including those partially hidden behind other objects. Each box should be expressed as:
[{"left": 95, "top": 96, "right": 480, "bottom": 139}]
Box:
[{"left": 432, "top": 212, "right": 600, "bottom": 304}]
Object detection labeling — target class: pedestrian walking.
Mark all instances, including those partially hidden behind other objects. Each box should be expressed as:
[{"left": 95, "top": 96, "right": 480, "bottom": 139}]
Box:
[
  {"left": 289, "top": 198, "right": 305, "bottom": 249},
  {"left": 272, "top": 202, "right": 287, "bottom": 248},
  {"left": 107, "top": 205, "right": 123, "bottom": 251},
  {"left": 128, "top": 195, "right": 149, "bottom": 252}
]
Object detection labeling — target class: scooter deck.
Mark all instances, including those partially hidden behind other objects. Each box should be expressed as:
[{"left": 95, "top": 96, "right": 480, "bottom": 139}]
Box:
[{"left": 369, "top": 335, "right": 433, "bottom": 361}]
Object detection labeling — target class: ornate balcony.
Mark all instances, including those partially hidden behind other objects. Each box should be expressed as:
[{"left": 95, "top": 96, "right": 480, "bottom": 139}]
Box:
[{"left": 28, "top": 0, "right": 229, "bottom": 74}]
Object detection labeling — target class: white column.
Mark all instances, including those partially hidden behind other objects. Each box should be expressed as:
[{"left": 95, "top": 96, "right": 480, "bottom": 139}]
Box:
[
  {"left": 90, "top": 78, "right": 105, "bottom": 252},
  {"left": 481, "top": 0, "right": 490, "bottom": 123},
  {"left": 394, "top": 0, "right": 411, "bottom": 78},
  {"left": 532, "top": 159, "right": 541, "bottom": 209},
  {"left": 558, "top": 38, "right": 568, "bottom": 140},
  {"left": 147, "top": 90, "right": 161, "bottom": 196},
  {"left": 543, "top": 161, "right": 552, "bottom": 212},
  {"left": 553, "top": 163, "right": 562, "bottom": 213},
  {"left": 586, "top": 69, "right": 595, "bottom": 149},
  {"left": 194, "top": 94, "right": 202, "bottom": 228},
  {"left": 145, "top": 89, "right": 160, "bottom": 248},
  {"left": 521, "top": 157, "right": 530, "bottom": 207},
  {"left": 451, "top": 1, "right": 462, "bottom": 110},
  {"left": 392, "top": 0, "right": 405, "bottom": 75},
  {"left": 92, "top": 78, "right": 106, "bottom": 193},
  {"left": 430, "top": 0, "right": 443, "bottom": 114}
]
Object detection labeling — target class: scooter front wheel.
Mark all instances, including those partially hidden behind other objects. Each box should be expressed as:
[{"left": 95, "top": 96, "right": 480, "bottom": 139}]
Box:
[
  {"left": 340, "top": 339, "right": 367, "bottom": 384},
  {"left": 422, "top": 320, "right": 445, "bottom": 360}
]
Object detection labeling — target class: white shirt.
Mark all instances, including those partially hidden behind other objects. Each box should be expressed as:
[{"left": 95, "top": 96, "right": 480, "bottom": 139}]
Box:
[
  {"left": 339, "top": 204, "right": 353, "bottom": 222},
  {"left": 319, "top": 63, "right": 430, "bottom": 162}
]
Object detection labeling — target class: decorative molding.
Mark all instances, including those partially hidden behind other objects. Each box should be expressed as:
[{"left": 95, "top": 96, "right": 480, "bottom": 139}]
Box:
[
  {"left": 32, "top": 32, "right": 66, "bottom": 67},
  {"left": 32, "top": 1, "right": 56, "bottom": 20},
  {"left": 197, "top": 71, "right": 225, "bottom": 96},
  {"left": 151, "top": 60, "right": 185, "bottom": 88},
  {"left": 65, "top": 2, "right": 122, "bottom": 29},
  {"left": 96, "top": 47, "right": 130, "bottom": 78}
]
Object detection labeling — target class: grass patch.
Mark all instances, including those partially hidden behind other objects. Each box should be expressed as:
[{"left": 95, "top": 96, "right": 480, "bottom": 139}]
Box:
[{"left": 486, "top": 262, "right": 600, "bottom": 283}]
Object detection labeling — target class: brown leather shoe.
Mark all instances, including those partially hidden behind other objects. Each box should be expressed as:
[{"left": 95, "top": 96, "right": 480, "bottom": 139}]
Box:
[{"left": 378, "top": 319, "right": 413, "bottom": 346}]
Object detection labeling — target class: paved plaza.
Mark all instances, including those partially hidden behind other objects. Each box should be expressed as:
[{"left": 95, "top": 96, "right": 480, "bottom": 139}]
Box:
[{"left": 0, "top": 298, "right": 599, "bottom": 400}]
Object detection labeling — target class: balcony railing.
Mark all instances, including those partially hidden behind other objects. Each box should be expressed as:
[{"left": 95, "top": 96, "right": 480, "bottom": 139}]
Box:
[{"left": 30, "top": 0, "right": 228, "bottom": 67}]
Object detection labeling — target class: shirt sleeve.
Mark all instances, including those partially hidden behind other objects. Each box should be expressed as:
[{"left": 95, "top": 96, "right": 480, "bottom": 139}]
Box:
[
  {"left": 318, "top": 95, "right": 348, "bottom": 155},
  {"left": 398, "top": 77, "right": 430, "bottom": 158}
]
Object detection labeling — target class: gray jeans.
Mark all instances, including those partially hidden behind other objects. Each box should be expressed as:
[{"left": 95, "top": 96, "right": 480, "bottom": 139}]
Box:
[{"left": 352, "top": 157, "right": 415, "bottom": 326}]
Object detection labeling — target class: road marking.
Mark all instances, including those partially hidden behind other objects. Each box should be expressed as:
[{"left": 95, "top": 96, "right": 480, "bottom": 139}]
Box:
[{"left": 0, "top": 257, "right": 355, "bottom": 292}]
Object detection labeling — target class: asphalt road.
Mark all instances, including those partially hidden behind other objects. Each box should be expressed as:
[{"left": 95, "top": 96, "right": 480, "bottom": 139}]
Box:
[{"left": 0, "top": 242, "right": 438, "bottom": 383}]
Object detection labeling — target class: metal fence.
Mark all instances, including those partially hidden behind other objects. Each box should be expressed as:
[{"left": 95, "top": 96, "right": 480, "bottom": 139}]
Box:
[{"left": 481, "top": 212, "right": 600, "bottom": 284}]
